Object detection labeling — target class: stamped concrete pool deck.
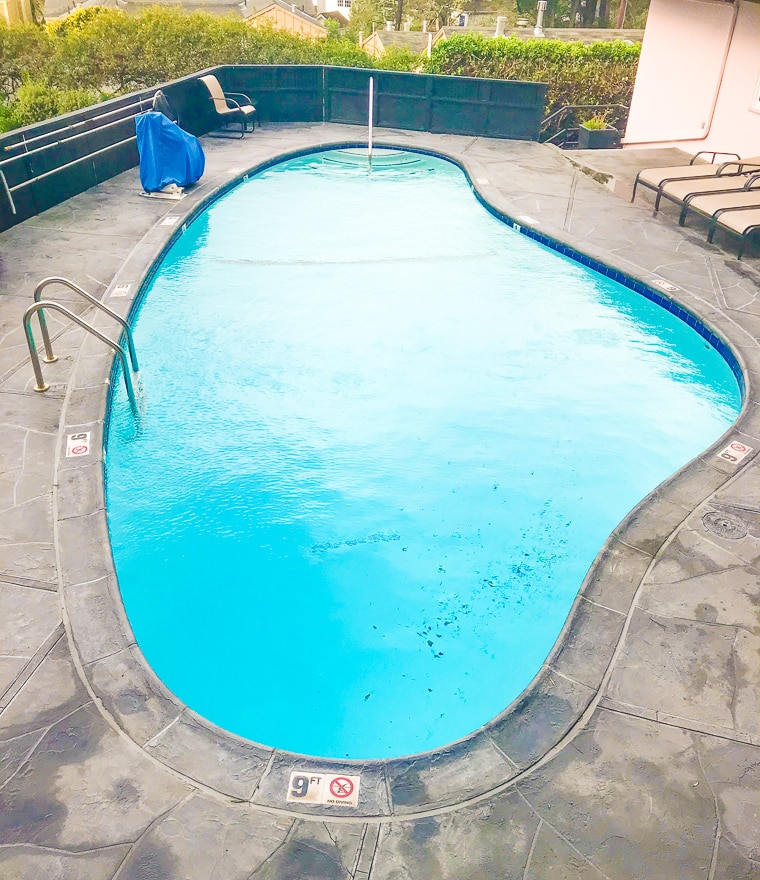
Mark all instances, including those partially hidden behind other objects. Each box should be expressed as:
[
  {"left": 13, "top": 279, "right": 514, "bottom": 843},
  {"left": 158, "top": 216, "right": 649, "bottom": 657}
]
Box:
[{"left": 1, "top": 122, "right": 760, "bottom": 880}]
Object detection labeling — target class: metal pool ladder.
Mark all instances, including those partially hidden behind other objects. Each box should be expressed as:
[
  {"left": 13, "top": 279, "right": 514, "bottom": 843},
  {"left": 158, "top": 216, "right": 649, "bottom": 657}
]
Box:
[{"left": 22, "top": 276, "right": 140, "bottom": 409}]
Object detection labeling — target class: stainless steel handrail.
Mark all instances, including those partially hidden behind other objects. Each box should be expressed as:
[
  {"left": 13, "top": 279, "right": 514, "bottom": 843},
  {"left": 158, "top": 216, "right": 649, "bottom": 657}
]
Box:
[
  {"left": 1, "top": 96, "right": 152, "bottom": 158},
  {"left": 0, "top": 169, "right": 16, "bottom": 214},
  {"left": 5, "top": 137, "right": 136, "bottom": 195},
  {"left": 0, "top": 116, "right": 140, "bottom": 169},
  {"left": 33, "top": 277, "right": 139, "bottom": 371},
  {"left": 23, "top": 301, "right": 138, "bottom": 410}
]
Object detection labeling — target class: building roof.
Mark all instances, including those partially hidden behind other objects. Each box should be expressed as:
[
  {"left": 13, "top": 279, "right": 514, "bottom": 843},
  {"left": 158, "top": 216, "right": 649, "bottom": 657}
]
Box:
[
  {"left": 247, "top": 0, "right": 323, "bottom": 25},
  {"left": 438, "top": 25, "right": 645, "bottom": 43},
  {"left": 316, "top": 8, "right": 347, "bottom": 25},
  {"left": 46, "top": 0, "right": 315, "bottom": 19}
]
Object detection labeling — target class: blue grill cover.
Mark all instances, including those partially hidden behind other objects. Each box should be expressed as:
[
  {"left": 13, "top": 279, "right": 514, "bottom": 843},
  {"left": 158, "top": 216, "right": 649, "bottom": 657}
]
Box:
[{"left": 136, "top": 112, "right": 205, "bottom": 193}]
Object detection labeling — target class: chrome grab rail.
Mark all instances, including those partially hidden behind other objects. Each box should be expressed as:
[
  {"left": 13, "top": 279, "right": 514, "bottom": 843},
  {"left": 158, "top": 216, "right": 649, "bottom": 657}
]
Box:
[
  {"left": 33, "top": 277, "right": 139, "bottom": 371},
  {"left": 23, "top": 302, "right": 138, "bottom": 411},
  {"left": 0, "top": 169, "right": 16, "bottom": 214}
]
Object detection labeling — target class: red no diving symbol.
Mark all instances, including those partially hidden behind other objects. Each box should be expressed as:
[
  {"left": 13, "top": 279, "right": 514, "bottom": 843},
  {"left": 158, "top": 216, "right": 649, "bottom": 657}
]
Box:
[
  {"left": 730, "top": 442, "right": 748, "bottom": 453},
  {"left": 329, "top": 777, "right": 354, "bottom": 799},
  {"left": 71, "top": 445, "right": 88, "bottom": 455}
]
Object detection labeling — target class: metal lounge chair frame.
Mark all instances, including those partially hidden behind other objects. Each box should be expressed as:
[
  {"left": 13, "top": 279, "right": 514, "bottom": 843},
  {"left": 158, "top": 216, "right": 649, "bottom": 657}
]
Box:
[
  {"left": 679, "top": 174, "right": 760, "bottom": 229},
  {"left": 708, "top": 203, "right": 760, "bottom": 259},
  {"left": 198, "top": 74, "right": 257, "bottom": 139},
  {"left": 651, "top": 160, "right": 760, "bottom": 215},
  {"left": 630, "top": 151, "right": 750, "bottom": 205}
]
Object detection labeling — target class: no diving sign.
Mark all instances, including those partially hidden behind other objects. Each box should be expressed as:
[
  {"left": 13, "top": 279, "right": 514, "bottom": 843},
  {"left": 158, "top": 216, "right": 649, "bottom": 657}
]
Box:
[
  {"left": 717, "top": 440, "right": 753, "bottom": 465},
  {"left": 66, "top": 432, "right": 91, "bottom": 458},
  {"left": 286, "top": 770, "right": 360, "bottom": 807}
]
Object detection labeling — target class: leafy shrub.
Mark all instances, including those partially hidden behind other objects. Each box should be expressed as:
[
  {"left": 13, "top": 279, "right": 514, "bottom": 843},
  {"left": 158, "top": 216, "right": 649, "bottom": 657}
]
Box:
[
  {"left": 0, "top": 11, "right": 638, "bottom": 132},
  {"left": 424, "top": 34, "right": 640, "bottom": 113},
  {"left": 2, "top": 80, "right": 103, "bottom": 129}
]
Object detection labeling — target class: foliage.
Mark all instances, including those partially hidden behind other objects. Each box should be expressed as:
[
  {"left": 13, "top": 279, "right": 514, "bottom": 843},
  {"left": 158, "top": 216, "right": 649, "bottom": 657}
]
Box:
[
  {"left": 0, "top": 80, "right": 103, "bottom": 131},
  {"left": 376, "top": 46, "right": 422, "bottom": 71},
  {"left": 0, "top": 9, "right": 641, "bottom": 132},
  {"left": 424, "top": 35, "right": 640, "bottom": 114},
  {"left": 580, "top": 114, "right": 610, "bottom": 130},
  {"left": 0, "top": 23, "right": 52, "bottom": 99}
]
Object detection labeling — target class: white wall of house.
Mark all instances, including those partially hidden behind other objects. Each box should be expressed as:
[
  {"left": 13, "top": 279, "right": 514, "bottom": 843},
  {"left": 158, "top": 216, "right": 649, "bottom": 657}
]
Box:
[
  {"left": 314, "top": 0, "right": 350, "bottom": 18},
  {"left": 624, "top": 0, "right": 760, "bottom": 157}
]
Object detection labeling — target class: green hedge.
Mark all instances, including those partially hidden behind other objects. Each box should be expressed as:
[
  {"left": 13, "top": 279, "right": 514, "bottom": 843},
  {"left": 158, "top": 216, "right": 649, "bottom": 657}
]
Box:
[
  {"left": 0, "top": 9, "right": 640, "bottom": 132},
  {"left": 424, "top": 34, "right": 640, "bottom": 115}
]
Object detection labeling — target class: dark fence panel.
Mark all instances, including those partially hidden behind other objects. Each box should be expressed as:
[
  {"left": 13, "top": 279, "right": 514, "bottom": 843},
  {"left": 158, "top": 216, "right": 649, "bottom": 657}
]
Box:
[
  {"left": 324, "top": 66, "right": 546, "bottom": 140},
  {"left": 0, "top": 64, "right": 546, "bottom": 233},
  {"left": 219, "top": 66, "right": 324, "bottom": 123}
]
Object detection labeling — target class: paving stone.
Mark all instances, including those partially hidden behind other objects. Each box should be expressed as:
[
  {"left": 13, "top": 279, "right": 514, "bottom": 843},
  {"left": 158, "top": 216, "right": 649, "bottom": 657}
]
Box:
[
  {"left": 690, "top": 503, "right": 760, "bottom": 566},
  {"left": 0, "top": 702, "right": 192, "bottom": 850},
  {"left": 56, "top": 460, "right": 104, "bottom": 520},
  {"left": 0, "top": 728, "right": 45, "bottom": 787},
  {"left": 695, "top": 736, "right": 760, "bottom": 864},
  {"left": 0, "top": 492, "right": 53, "bottom": 546},
  {"left": 487, "top": 668, "right": 595, "bottom": 769},
  {"left": 524, "top": 820, "right": 609, "bottom": 880},
  {"left": 518, "top": 709, "right": 716, "bottom": 880},
  {"left": 0, "top": 845, "right": 131, "bottom": 880},
  {"left": 712, "top": 838, "right": 760, "bottom": 880},
  {"left": 0, "top": 656, "right": 29, "bottom": 695},
  {"left": 0, "top": 581, "right": 60, "bottom": 657},
  {"left": 64, "top": 575, "right": 134, "bottom": 666},
  {"left": 13, "top": 428, "right": 57, "bottom": 506},
  {"left": 385, "top": 729, "right": 516, "bottom": 814},
  {"left": 605, "top": 608, "right": 738, "bottom": 729},
  {"left": 252, "top": 750, "right": 390, "bottom": 817},
  {"left": 0, "top": 636, "right": 91, "bottom": 739},
  {"left": 547, "top": 597, "right": 626, "bottom": 690},
  {"left": 579, "top": 537, "right": 652, "bottom": 614},
  {"left": 145, "top": 710, "right": 271, "bottom": 799},
  {"left": 612, "top": 491, "right": 692, "bottom": 557},
  {"left": 727, "top": 629, "right": 760, "bottom": 740},
  {"left": 114, "top": 793, "right": 293, "bottom": 880},
  {"left": 639, "top": 562, "right": 760, "bottom": 631},
  {"left": 644, "top": 526, "right": 747, "bottom": 586},
  {"left": 253, "top": 818, "right": 364, "bottom": 880},
  {"left": 57, "top": 510, "right": 112, "bottom": 586},
  {"left": 370, "top": 788, "right": 539, "bottom": 880},
  {"left": 57, "top": 420, "right": 104, "bottom": 472},
  {"left": 86, "top": 644, "right": 182, "bottom": 746}
]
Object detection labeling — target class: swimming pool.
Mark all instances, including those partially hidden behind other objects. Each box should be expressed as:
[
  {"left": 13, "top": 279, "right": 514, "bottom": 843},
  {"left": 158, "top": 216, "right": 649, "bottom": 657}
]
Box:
[{"left": 105, "top": 148, "right": 741, "bottom": 760}]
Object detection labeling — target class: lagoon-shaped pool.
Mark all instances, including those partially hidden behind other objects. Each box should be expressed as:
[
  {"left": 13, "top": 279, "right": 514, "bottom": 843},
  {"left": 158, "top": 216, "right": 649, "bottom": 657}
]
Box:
[{"left": 105, "top": 149, "right": 740, "bottom": 759}]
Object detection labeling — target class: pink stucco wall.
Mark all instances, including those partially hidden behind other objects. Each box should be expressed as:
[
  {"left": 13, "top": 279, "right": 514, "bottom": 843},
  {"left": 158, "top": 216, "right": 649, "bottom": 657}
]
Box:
[{"left": 624, "top": 0, "right": 760, "bottom": 157}]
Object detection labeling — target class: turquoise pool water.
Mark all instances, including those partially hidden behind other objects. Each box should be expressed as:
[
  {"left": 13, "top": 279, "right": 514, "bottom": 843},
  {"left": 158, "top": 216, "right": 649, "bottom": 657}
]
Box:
[{"left": 105, "top": 149, "right": 741, "bottom": 759}]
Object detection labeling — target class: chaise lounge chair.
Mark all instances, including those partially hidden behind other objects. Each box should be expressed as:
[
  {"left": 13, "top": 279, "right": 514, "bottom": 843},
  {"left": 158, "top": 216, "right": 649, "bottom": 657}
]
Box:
[
  {"left": 631, "top": 152, "right": 760, "bottom": 205},
  {"left": 710, "top": 205, "right": 760, "bottom": 259},
  {"left": 198, "top": 74, "right": 257, "bottom": 138},
  {"left": 652, "top": 163, "right": 760, "bottom": 215},
  {"left": 678, "top": 174, "right": 760, "bottom": 229}
]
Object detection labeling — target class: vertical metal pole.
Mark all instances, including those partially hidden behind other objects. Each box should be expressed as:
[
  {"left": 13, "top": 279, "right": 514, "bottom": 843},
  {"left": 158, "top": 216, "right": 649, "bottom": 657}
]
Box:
[
  {"left": 22, "top": 312, "right": 49, "bottom": 392},
  {"left": 0, "top": 170, "right": 16, "bottom": 215},
  {"left": 368, "top": 77, "right": 374, "bottom": 167}
]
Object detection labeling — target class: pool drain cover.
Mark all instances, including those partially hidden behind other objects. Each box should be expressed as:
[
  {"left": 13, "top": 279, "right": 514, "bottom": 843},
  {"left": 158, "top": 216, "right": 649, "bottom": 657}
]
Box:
[{"left": 702, "top": 510, "right": 748, "bottom": 540}]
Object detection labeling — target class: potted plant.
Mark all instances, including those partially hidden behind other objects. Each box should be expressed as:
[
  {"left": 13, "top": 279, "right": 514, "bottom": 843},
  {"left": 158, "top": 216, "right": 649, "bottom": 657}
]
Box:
[{"left": 577, "top": 115, "right": 621, "bottom": 150}]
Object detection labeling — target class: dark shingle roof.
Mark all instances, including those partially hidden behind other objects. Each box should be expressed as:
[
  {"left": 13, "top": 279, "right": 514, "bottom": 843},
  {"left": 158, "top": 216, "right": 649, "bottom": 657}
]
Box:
[{"left": 439, "top": 25, "right": 644, "bottom": 43}]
